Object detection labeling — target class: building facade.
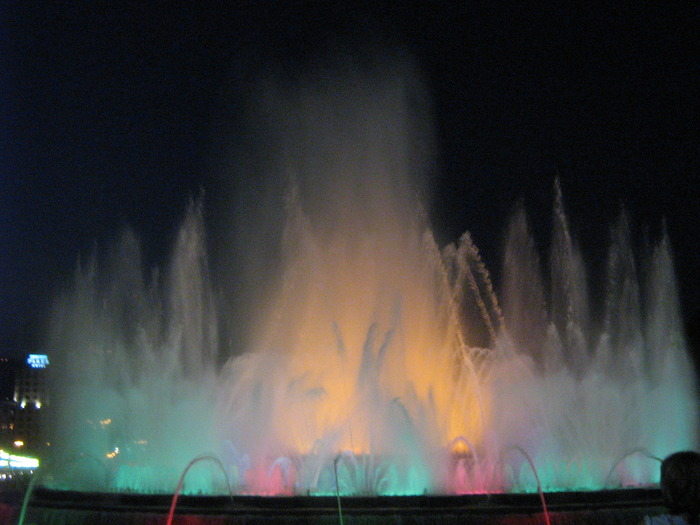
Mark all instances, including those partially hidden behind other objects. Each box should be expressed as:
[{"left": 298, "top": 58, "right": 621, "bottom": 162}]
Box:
[{"left": 0, "top": 355, "right": 50, "bottom": 454}]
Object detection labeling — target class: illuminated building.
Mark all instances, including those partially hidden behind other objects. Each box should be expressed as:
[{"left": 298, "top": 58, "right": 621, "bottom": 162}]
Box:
[{"left": 0, "top": 355, "right": 50, "bottom": 453}]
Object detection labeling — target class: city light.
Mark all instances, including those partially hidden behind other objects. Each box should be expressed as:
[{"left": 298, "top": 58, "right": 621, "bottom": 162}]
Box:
[
  {"left": 0, "top": 450, "right": 39, "bottom": 469},
  {"left": 26, "top": 354, "right": 50, "bottom": 368}
]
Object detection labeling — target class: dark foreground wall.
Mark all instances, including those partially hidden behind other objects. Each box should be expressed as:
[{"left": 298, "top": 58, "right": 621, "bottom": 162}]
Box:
[
  {"left": 0, "top": 507, "right": 666, "bottom": 525},
  {"left": 0, "top": 488, "right": 665, "bottom": 525}
]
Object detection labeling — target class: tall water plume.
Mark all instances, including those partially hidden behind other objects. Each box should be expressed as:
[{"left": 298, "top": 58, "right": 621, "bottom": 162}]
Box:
[{"left": 45, "top": 49, "right": 697, "bottom": 495}]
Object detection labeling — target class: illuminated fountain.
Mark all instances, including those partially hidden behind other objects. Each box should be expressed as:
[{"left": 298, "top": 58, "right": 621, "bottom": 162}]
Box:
[{"left": 42, "top": 54, "right": 697, "bottom": 501}]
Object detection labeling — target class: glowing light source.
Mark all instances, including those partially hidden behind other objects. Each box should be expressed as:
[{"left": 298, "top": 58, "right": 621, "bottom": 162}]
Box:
[
  {"left": 27, "top": 354, "right": 50, "bottom": 368},
  {"left": 0, "top": 450, "right": 39, "bottom": 469}
]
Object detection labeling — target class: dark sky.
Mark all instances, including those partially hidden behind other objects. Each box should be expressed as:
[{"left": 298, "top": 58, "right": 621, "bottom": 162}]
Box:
[{"left": 1, "top": 3, "right": 698, "bottom": 359}]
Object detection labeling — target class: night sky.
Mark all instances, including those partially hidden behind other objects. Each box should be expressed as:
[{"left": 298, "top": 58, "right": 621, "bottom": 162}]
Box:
[{"left": 1, "top": 3, "right": 698, "bottom": 361}]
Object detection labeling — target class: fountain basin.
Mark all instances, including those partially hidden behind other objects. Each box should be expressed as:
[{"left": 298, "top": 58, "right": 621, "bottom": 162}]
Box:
[{"left": 3, "top": 487, "right": 664, "bottom": 525}]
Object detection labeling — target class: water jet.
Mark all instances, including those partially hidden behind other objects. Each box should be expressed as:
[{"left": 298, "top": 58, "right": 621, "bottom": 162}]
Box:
[{"left": 12, "top": 50, "right": 696, "bottom": 524}]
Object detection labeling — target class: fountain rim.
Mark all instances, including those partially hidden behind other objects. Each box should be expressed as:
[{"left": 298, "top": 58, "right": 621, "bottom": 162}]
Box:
[{"left": 18, "top": 486, "right": 663, "bottom": 516}]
